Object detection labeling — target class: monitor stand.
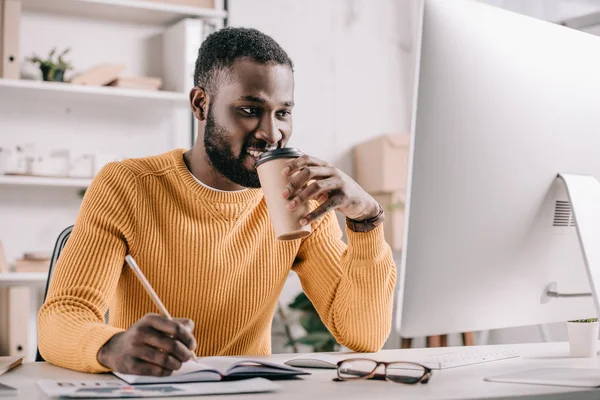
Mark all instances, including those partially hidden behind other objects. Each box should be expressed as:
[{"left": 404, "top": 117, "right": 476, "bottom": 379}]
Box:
[{"left": 540, "top": 174, "right": 600, "bottom": 316}]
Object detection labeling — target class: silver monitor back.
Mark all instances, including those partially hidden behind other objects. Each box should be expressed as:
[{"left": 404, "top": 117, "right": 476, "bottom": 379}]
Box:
[{"left": 397, "top": 0, "right": 600, "bottom": 338}]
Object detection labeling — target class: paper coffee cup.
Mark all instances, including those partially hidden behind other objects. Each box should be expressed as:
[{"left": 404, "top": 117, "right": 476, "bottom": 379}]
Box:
[{"left": 255, "top": 148, "right": 312, "bottom": 240}]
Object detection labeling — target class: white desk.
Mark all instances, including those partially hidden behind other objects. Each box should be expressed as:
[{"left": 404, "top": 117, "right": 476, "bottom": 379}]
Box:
[
  {"left": 2, "top": 342, "right": 600, "bottom": 399},
  {"left": 0, "top": 272, "right": 48, "bottom": 361}
]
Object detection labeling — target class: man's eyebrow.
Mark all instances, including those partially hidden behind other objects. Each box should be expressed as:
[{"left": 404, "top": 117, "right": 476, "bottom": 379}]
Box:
[
  {"left": 238, "top": 95, "right": 294, "bottom": 108},
  {"left": 239, "top": 95, "right": 266, "bottom": 103}
]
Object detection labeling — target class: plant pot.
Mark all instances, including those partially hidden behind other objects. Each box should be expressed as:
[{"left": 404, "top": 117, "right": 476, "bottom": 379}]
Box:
[
  {"left": 40, "top": 65, "right": 66, "bottom": 82},
  {"left": 567, "top": 321, "right": 599, "bottom": 357}
]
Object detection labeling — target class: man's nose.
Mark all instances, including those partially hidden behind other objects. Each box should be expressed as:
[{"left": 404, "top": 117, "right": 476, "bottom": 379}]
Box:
[{"left": 255, "top": 115, "right": 281, "bottom": 145}]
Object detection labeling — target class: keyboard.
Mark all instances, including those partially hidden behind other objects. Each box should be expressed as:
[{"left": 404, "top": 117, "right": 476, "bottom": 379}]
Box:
[{"left": 413, "top": 349, "right": 519, "bottom": 370}]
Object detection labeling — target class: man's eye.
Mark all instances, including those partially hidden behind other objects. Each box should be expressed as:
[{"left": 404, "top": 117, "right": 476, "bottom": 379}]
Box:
[
  {"left": 240, "top": 107, "right": 257, "bottom": 115},
  {"left": 277, "top": 110, "right": 291, "bottom": 118}
]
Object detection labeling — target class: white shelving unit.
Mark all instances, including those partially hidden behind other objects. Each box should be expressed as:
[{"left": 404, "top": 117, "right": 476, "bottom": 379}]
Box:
[
  {"left": 0, "top": 78, "right": 189, "bottom": 108},
  {"left": 0, "top": 175, "right": 92, "bottom": 189},
  {"left": 0, "top": 0, "right": 227, "bottom": 361},
  {"left": 22, "top": 0, "right": 227, "bottom": 26}
]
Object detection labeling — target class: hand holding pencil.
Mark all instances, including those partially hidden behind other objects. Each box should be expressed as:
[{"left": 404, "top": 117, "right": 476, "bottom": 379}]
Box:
[{"left": 96, "top": 255, "right": 198, "bottom": 377}]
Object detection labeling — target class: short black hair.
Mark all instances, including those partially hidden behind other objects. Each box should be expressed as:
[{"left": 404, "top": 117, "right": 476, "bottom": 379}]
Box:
[{"left": 194, "top": 27, "right": 294, "bottom": 95}]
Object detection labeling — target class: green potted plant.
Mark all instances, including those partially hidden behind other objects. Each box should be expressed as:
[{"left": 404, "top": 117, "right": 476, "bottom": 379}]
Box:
[
  {"left": 287, "top": 292, "right": 339, "bottom": 352},
  {"left": 566, "top": 318, "right": 599, "bottom": 357},
  {"left": 27, "top": 47, "right": 73, "bottom": 82}
]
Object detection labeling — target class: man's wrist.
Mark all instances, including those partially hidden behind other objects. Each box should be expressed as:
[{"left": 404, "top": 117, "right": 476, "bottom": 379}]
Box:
[
  {"left": 346, "top": 204, "right": 385, "bottom": 232},
  {"left": 97, "top": 332, "right": 121, "bottom": 369}
]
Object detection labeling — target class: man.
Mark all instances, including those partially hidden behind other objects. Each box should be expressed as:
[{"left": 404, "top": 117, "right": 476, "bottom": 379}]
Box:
[{"left": 38, "top": 27, "right": 396, "bottom": 376}]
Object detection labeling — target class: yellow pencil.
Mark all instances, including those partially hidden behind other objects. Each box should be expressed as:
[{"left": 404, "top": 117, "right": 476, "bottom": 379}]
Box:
[{"left": 124, "top": 254, "right": 199, "bottom": 363}]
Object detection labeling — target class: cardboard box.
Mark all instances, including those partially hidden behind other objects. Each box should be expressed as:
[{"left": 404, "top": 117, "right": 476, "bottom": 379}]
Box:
[
  {"left": 141, "top": 0, "right": 215, "bottom": 8},
  {"left": 373, "top": 191, "right": 405, "bottom": 251},
  {"left": 354, "top": 134, "right": 410, "bottom": 193}
]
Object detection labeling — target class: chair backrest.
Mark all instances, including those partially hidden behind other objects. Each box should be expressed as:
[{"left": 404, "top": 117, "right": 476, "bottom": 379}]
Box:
[{"left": 35, "top": 225, "right": 73, "bottom": 362}]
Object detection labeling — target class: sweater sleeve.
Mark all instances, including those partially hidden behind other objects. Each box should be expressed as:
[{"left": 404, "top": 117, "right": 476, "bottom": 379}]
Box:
[
  {"left": 292, "top": 211, "right": 397, "bottom": 352},
  {"left": 37, "top": 162, "right": 138, "bottom": 373}
]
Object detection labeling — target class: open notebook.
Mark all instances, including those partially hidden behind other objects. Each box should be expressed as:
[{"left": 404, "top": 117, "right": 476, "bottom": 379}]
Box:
[{"left": 114, "top": 357, "right": 309, "bottom": 385}]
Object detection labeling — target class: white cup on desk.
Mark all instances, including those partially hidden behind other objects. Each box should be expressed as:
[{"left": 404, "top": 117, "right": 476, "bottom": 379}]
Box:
[{"left": 566, "top": 319, "right": 599, "bottom": 358}]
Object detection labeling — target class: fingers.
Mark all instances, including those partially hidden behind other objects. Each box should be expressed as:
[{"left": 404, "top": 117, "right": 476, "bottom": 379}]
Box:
[
  {"left": 300, "top": 196, "right": 344, "bottom": 225},
  {"left": 282, "top": 166, "right": 335, "bottom": 200},
  {"left": 141, "top": 327, "right": 193, "bottom": 363},
  {"left": 174, "top": 318, "right": 195, "bottom": 332},
  {"left": 142, "top": 314, "right": 197, "bottom": 351},
  {"left": 119, "top": 355, "right": 173, "bottom": 377},
  {"left": 131, "top": 344, "right": 182, "bottom": 372},
  {"left": 288, "top": 178, "right": 341, "bottom": 212},
  {"left": 282, "top": 155, "right": 328, "bottom": 177}
]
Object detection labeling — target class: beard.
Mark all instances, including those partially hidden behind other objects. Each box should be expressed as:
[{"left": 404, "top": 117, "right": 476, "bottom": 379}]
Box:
[{"left": 204, "top": 108, "right": 262, "bottom": 188}]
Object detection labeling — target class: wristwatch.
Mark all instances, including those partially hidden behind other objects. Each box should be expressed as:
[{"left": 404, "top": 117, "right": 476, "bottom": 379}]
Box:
[{"left": 345, "top": 204, "right": 385, "bottom": 232}]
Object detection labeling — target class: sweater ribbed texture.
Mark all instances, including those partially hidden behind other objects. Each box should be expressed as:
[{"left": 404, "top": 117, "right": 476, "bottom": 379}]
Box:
[{"left": 38, "top": 149, "right": 396, "bottom": 373}]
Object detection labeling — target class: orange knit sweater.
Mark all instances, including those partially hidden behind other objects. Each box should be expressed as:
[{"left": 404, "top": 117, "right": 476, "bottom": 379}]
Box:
[{"left": 38, "top": 149, "right": 396, "bottom": 373}]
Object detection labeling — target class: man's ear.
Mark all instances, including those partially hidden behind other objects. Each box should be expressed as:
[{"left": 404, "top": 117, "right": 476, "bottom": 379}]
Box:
[{"left": 190, "top": 86, "right": 209, "bottom": 121}]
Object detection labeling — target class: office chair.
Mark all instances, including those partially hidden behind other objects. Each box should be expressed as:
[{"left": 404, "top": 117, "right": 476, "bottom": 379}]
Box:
[{"left": 35, "top": 225, "right": 73, "bottom": 362}]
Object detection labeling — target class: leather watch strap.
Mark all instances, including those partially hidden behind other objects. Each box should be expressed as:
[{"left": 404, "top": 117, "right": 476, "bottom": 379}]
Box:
[{"left": 345, "top": 204, "right": 385, "bottom": 233}]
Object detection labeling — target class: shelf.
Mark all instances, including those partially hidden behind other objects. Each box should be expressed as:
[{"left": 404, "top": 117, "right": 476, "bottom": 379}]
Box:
[
  {"left": 0, "top": 175, "right": 92, "bottom": 189},
  {"left": 0, "top": 272, "right": 48, "bottom": 287},
  {"left": 22, "top": 0, "right": 227, "bottom": 26},
  {"left": 0, "top": 78, "right": 189, "bottom": 108}
]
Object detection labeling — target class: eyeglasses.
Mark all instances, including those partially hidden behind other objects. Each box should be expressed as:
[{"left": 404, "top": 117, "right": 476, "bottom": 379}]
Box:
[{"left": 334, "top": 358, "right": 432, "bottom": 384}]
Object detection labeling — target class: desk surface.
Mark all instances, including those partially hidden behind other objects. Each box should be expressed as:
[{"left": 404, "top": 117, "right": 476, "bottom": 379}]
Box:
[{"left": 2, "top": 342, "right": 600, "bottom": 399}]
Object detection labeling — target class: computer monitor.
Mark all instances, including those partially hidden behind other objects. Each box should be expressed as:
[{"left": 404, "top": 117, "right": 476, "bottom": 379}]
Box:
[{"left": 397, "top": 0, "right": 600, "bottom": 338}]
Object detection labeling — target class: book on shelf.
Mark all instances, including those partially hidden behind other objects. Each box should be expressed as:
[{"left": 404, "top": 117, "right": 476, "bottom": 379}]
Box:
[
  {"left": 141, "top": 0, "right": 215, "bottom": 9},
  {"left": 114, "top": 356, "right": 309, "bottom": 385},
  {"left": 107, "top": 76, "right": 162, "bottom": 91},
  {"left": 14, "top": 258, "right": 49, "bottom": 273}
]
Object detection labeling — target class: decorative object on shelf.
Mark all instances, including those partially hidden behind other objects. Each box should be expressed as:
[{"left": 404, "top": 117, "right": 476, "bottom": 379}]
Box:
[
  {"left": 2, "top": 144, "right": 35, "bottom": 175},
  {"left": 27, "top": 47, "right": 73, "bottom": 82},
  {"left": 567, "top": 318, "right": 599, "bottom": 357},
  {"left": 0, "top": 147, "right": 9, "bottom": 174},
  {"left": 31, "top": 149, "right": 70, "bottom": 178},
  {"left": 71, "top": 63, "right": 125, "bottom": 86},
  {"left": 69, "top": 153, "right": 95, "bottom": 178},
  {"left": 287, "top": 292, "right": 339, "bottom": 352}
]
